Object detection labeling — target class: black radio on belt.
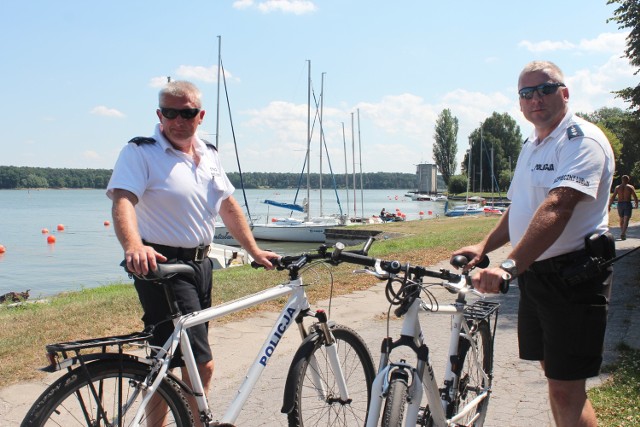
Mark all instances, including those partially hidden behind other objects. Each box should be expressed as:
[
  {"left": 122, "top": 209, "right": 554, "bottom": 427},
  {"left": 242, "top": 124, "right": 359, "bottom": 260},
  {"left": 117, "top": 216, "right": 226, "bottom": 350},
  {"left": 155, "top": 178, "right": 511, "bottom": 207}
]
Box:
[{"left": 561, "top": 232, "right": 615, "bottom": 286}]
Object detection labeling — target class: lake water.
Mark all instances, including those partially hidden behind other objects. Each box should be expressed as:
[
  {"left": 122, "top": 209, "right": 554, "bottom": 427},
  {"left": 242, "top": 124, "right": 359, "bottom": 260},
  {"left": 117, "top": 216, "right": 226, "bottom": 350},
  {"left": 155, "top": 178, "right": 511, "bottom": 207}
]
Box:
[{"left": 0, "top": 188, "right": 445, "bottom": 298}]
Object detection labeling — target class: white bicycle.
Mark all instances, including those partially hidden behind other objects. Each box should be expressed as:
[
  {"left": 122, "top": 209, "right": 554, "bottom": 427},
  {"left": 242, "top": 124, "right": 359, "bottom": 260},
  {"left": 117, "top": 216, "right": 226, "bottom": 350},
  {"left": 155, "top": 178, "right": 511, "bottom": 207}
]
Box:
[
  {"left": 21, "top": 243, "right": 377, "bottom": 427},
  {"left": 331, "top": 244, "right": 508, "bottom": 427}
]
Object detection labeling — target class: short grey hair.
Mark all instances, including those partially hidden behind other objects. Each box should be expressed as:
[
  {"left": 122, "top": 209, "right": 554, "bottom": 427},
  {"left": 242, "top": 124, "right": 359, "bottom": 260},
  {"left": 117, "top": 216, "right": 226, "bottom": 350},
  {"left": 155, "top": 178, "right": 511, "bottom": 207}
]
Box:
[
  {"left": 159, "top": 81, "right": 202, "bottom": 108},
  {"left": 518, "top": 61, "right": 565, "bottom": 85}
]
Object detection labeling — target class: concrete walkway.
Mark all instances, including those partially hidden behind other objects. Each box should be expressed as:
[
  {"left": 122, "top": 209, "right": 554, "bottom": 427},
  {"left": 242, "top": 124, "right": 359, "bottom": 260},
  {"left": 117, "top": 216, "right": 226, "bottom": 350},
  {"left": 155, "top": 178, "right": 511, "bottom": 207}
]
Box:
[{"left": 1, "top": 224, "right": 638, "bottom": 426}]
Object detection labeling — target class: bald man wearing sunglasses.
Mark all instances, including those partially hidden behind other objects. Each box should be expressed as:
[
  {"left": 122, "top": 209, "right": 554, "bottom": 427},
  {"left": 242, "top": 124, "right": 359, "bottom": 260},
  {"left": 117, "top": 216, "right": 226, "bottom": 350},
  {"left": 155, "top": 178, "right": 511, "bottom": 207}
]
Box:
[
  {"left": 107, "top": 81, "right": 276, "bottom": 422},
  {"left": 453, "top": 61, "right": 615, "bottom": 427}
]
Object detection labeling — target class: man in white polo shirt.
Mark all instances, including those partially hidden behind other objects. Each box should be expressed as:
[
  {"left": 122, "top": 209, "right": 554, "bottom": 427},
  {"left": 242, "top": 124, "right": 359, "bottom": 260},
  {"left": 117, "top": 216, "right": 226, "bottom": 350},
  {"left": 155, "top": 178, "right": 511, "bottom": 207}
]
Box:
[
  {"left": 452, "top": 61, "right": 615, "bottom": 427},
  {"left": 107, "top": 81, "right": 276, "bottom": 418}
]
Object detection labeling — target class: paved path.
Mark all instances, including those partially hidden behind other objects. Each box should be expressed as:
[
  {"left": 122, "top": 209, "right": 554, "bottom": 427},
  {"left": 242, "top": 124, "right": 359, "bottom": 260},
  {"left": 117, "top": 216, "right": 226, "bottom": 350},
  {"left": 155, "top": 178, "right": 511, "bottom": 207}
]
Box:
[{"left": 1, "top": 224, "right": 639, "bottom": 426}]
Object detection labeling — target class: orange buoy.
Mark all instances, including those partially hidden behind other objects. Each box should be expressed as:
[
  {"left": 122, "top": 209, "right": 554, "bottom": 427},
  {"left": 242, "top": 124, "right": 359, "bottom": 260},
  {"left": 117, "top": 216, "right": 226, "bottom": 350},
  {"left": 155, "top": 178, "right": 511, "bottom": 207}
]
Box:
[
  {"left": 419, "top": 211, "right": 424, "bottom": 215},
  {"left": 428, "top": 210, "right": 433, "bottom": 215},
  {"left": 47, "top": 235, "right": 56, "bottom": 244},
  {"left": 271, "top": 217, "right": 277, "bottom": 222},
  {"left": 57, "top": 224, "right": 65, "bottom": 231},
  {"left": 103, "top": 220, "right": 111, "bottom": 226},
  {"left": 41, "top": 228, "right": 49, "bottom": 234},
  {"left": 0, "top": 244, "right": 6, "bottom": 254}
]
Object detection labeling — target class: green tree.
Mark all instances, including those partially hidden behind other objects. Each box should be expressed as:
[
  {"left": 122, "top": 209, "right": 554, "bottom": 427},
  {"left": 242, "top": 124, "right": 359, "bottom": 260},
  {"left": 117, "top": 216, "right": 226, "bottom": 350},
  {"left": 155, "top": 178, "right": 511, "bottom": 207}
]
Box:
[
  {"left": 432, "top": 109, "right": 459, "bottom": 185},
  {"left": 607, "top": 0, "right": 640, "bottom": 115},
  {"left": 448, "top": 174, "right": 468, "bottom": 194},
  {"left": 462, "top": 112, "right": 522, "bottom": 193}
]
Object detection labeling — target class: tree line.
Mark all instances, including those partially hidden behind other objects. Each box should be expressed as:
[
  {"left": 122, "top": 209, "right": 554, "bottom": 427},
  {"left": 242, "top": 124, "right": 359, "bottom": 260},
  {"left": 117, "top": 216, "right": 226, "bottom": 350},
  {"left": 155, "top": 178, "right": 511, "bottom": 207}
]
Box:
[{"left": 0, "top": 166, "right": 418, "bottom": 190}]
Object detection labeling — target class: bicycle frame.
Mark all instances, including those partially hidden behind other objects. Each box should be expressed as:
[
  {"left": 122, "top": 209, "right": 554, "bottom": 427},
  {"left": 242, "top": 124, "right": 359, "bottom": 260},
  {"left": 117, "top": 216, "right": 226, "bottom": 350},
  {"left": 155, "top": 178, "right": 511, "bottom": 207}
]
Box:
[
  {"left": 365, "top": 287, "right": 494, "bottom": 427},
  {"left": 133, "top": 276, "right": 349, "bottom": 425}
]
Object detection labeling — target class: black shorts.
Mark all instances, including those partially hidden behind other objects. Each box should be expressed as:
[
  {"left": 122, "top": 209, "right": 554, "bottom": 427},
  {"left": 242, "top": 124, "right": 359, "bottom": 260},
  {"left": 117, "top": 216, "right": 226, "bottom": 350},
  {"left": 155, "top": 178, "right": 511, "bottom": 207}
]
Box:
[
  {"left": 134, "top": 258, "right": 214, "bottom": 368},
  {"left": 517, "top": 267, "right": 612, "bottom": 380}
]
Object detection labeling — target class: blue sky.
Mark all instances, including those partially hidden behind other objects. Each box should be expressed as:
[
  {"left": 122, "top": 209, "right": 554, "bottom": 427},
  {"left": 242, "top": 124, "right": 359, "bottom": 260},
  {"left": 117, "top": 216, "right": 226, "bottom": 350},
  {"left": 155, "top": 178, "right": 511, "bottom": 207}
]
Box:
[{"left": 1, "top": 0, "right": 635, "bottom": 175}]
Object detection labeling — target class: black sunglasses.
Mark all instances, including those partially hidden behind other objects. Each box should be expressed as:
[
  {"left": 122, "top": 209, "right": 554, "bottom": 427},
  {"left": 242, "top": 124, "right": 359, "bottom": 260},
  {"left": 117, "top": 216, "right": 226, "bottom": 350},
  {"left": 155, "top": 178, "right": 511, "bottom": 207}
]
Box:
[
  {"left": 518, "top": 83, "right": 566, "bottom": 100},
  {"left": 159, "top": 107, "right": 200, "bottom": 120}
]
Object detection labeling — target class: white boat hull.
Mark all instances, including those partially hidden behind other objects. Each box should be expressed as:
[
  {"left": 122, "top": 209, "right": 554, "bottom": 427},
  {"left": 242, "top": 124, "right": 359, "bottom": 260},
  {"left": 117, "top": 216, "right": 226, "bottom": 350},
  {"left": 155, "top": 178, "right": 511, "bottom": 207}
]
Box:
[{"left": 251, "top": 223, "right": 329, "bottom": 242}]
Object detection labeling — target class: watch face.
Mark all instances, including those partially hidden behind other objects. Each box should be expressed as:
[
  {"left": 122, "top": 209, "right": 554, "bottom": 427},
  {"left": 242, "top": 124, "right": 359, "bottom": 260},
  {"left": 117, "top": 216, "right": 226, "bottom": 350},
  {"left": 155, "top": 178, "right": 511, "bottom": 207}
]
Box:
[{"left": 502, "top": 259, "right": 516, "bottom": 270}]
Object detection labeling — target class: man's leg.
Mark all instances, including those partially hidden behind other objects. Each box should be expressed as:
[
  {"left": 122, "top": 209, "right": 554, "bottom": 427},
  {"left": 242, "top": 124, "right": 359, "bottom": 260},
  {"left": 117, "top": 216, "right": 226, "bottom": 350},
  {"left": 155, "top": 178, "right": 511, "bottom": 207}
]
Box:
[
  {"left": 547, "top": 377, "right": 597, "bottom": 427},
  {"left": 621, "top": 214, "right": 630, "bottom": 239},
  {"left": 181, "top": 360, "right": 215, "bottom": 417}
]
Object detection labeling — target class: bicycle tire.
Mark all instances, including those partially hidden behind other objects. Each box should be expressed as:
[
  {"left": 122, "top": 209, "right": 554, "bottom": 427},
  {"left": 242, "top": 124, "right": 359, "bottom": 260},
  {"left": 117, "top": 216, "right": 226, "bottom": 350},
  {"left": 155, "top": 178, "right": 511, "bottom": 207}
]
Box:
[
  {"left": 449, "top": 320, "right": 493, "bottom": 426},
  {"left": 381, "top": 372, "right": 409, "bottom": 427},
  {"left": 286, "top": 324, "right": 375, "bottom": 427},
  {"left": 21, "top": 358, "right": 193, "bottom": 427}
]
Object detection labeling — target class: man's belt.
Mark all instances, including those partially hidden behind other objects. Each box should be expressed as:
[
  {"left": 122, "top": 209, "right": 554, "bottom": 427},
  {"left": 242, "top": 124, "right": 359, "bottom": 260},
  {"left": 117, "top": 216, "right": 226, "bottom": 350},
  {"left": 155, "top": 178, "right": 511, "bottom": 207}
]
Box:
[
  {"left": 144, "top": 241, "right": 210, "bottom": 262},
  {"left": 529, "top": 249, "right": 587, "bottom": 275}
]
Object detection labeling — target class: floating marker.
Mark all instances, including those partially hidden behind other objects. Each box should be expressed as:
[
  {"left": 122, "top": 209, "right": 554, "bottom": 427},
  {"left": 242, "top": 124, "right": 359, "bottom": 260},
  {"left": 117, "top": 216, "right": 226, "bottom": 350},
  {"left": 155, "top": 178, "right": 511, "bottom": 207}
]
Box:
[
  {"left": 47, "top": 235, "right": 56, "bottom": 244},
  {"left": 0, "top": 244, "right": 6, "bottom": 254},
  {"left": 41, "top": 228, "right": 49, "bottom": 234},
  {"left": 57, "top": 224, "right": 65, "bottom": 231},
  {"left": 104, "top": 220, "right": 111, "bottom": 226}
]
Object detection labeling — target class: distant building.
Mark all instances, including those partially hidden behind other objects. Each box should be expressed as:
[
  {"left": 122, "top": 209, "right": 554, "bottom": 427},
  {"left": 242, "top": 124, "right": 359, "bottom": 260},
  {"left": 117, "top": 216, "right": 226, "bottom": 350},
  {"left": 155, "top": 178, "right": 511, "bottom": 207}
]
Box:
[{"left": 415, "top": 163, "right": 438, "bottom": 194}]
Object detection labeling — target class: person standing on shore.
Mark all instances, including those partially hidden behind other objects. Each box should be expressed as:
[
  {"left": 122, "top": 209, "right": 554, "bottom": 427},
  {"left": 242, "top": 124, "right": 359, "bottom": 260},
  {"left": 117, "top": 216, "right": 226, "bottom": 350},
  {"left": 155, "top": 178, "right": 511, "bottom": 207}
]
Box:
[
  {"left": 452, "top": 61, "right": 614, "bottom": 427},
  {"left": 608, "top": 175, "right": 638, "bottom": 240},
  {"left": 107, "top": 80, "right": 276, "bottom": 420}
]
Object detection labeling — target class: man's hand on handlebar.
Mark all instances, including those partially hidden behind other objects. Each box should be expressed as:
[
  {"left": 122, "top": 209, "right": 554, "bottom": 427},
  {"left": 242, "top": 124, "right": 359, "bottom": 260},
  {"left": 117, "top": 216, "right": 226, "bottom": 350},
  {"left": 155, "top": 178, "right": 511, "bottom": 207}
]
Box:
[
  {"left": 471, "top": 267, "right": 511, "bottom": 294},
  {"left": 250, "top": 250, "right": 279, "bottom": 270}
]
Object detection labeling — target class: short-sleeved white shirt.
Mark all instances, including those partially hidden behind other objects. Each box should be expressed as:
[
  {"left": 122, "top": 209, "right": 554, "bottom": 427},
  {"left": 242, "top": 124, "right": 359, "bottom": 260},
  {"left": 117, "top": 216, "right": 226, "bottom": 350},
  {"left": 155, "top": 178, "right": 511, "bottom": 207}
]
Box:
[
  {"left": 106, "top": 124, "right": 235, "bottom": 248},
  {"left": 507, "top": 111, "right": 614, "bottom": 261}
]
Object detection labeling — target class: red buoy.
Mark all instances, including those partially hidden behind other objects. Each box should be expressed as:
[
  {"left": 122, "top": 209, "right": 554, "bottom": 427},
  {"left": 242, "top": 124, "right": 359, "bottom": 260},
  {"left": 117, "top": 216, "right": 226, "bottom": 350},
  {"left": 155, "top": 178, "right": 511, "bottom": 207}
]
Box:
[
  {"left": 57, "top": 224, "right": 65, "bottom": 231},
  {"left": 41, "top": 228, "right": 49, "bottom": 234},
  {"left": 0, "top": 244, "right": 6, "bottom": 254},
  {"left": 47, "top": 235, "right": 56, "bottom": 244},
  {"left": 103, "top": 220, "right": 111, "bottom": 226}
]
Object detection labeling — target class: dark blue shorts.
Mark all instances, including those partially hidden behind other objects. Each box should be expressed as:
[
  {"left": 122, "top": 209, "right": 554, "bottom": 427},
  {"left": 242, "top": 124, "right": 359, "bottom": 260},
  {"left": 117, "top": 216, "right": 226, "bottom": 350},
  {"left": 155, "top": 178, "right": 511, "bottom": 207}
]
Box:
[
  {"left": 134, "top": 258, "right": 213, "bottom": 368},
  {"left": 517, "top": 266, "right": 612, "bottom": 381},
  {"left": 617, "top": 201, "right": 632, "bottom": 217}
]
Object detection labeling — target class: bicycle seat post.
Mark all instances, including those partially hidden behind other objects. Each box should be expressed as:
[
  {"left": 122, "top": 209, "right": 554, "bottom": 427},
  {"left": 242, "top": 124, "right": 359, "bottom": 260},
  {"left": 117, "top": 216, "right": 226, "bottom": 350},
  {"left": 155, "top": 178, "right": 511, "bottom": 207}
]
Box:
[{"left": 162, "top": 279, "right": 183, "bottom": 318}]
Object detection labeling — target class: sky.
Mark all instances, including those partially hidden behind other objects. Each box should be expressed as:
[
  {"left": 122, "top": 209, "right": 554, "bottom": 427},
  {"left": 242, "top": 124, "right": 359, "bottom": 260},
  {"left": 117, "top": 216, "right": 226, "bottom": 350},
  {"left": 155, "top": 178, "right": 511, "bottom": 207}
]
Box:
[{"left": 1, "top": 0, "right": 636, "bottom": 176}]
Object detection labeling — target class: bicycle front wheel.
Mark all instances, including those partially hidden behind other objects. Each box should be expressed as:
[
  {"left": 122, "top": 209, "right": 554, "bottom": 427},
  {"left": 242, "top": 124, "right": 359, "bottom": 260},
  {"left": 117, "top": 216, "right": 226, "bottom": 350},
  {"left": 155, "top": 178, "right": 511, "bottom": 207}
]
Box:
[
  {"left": 381, "top": 372, "right": 409, "bottom": 427},
  {"left": 21, "top": 358, "right": 193, "bottom": 427},
  {"left": 287, "top": 324, "right": 375, "bottom": 427},
  {"left": 450, "top": 320, "right": 493, "bottom": 426}
]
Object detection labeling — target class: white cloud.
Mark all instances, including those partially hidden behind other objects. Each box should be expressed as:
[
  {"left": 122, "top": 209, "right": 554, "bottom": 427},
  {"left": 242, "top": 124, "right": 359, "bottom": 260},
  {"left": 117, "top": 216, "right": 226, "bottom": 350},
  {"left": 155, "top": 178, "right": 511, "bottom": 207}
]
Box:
[
  {"left": 234, "top": 0, "right": 317, "bottom": 14},
  {"left": 90, "top": 106, "right": 125, "bottom": 118},
  {"left": 519, "top": 31, "right": 629, "bottom": 54},
  {"left": 83, "top": 150, "right": 100, "bottom": 160},
  {"left": 149, "top": 66, "right": 237, "bottom": 85}
]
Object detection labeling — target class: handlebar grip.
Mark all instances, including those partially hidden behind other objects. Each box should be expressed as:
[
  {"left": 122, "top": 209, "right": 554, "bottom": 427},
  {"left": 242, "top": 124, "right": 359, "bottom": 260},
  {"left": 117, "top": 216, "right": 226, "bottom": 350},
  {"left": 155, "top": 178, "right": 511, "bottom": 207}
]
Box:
[
  {"left": 335, "top": 251, "right": 378, "bottom": 267},
  {"left": 500, "top": 273, "right": 511, "bottom": 294}
]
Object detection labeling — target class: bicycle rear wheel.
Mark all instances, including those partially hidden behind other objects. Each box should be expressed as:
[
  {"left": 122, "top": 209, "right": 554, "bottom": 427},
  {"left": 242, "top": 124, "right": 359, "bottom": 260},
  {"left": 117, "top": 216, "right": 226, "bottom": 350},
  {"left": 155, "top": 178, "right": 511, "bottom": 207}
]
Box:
[
  {"left": 450, "top": 320, "right": 493, "bottom": 426},
  {"left": 286, "top": 324, "right": 375, "bottom": 427},
  {"left": 21, "top": 358, "right": 193, "bottom": 427}
]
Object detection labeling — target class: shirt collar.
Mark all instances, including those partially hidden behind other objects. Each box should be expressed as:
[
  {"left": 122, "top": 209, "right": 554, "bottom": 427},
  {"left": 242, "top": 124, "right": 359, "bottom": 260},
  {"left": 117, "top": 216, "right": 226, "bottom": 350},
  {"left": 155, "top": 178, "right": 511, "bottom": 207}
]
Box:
[
  {"left": 529, "top": 110, "right": 573, "bottom": 146},
  {"left": 153, "top": 123, "right": 206, "bottom": 155}
]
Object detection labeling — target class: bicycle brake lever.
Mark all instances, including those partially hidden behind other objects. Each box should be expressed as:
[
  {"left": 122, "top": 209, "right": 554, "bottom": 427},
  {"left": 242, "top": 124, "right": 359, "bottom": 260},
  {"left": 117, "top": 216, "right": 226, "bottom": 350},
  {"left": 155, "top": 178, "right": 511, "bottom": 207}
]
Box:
[{"left": 353, "top": 268, "right": 389, "bottom": 280}]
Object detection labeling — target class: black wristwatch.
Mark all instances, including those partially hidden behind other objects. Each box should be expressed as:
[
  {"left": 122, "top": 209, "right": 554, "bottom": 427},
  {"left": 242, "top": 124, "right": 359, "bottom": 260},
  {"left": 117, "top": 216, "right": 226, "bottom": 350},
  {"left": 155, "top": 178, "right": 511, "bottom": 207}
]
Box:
[{"left": 500, "top": 259, "right": 517, "bottom": 277}]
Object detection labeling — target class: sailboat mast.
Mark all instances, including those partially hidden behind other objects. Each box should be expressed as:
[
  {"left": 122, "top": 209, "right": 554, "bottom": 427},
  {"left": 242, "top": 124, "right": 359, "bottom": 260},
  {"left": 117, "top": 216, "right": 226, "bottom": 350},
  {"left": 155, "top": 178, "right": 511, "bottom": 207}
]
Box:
[
  {"left": 306, "top": 60, "right": 311, "bottom": 222},
  {"left": 342, "top": 122, "right": 350, "bottom": 215},
  {"left": 215, "top": 36, "right": 222, "bottom": 149},
  {"left": 351, "top": 112, "right": 357, "bottom": 217},
  {"left": 357, "top": 108, "right": 364, "bottom": 218},
  {"left": 319, "top": 72, "right": 325, "bottom": 217}
]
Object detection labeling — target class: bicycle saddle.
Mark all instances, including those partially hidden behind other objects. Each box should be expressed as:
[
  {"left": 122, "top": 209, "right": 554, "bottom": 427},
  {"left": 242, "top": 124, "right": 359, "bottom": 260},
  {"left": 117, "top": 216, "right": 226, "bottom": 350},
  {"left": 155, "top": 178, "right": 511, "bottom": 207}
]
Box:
[{"left": 120, "top": 260, "right": 195, "bottom": 280}]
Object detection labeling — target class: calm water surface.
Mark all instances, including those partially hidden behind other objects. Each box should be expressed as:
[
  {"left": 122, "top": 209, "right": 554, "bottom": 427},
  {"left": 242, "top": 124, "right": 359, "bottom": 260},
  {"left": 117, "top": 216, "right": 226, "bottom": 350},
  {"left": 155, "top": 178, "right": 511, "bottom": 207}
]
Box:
[{"left": 0, "top": 189, "right": 444, "bottom": 297}]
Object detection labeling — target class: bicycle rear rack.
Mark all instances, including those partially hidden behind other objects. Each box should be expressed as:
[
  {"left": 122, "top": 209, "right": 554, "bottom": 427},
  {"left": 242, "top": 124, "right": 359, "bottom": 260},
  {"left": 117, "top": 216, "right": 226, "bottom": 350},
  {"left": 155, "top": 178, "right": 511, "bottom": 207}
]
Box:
[
  {"left": 43, "top": 331, "right": 152, "bottom": 372},
  {"left": 463, "top": 300, "right": 499, "bottom": 321}
]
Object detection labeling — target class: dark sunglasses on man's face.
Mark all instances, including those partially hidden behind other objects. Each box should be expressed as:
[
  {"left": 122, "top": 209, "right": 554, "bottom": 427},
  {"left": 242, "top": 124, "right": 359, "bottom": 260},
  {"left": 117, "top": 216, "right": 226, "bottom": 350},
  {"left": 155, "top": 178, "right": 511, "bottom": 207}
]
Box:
[
  {"left": 518, "top": 83, "right": 566, "bottom": 100},
  {"left": 159, "top": 107, "right": 200, "bottom": 120}
]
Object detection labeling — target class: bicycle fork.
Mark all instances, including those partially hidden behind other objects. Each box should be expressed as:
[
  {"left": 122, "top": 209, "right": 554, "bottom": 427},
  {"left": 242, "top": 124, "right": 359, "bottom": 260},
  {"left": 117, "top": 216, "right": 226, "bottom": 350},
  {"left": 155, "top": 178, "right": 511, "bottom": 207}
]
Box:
[{"left": 296, "top": 309, "right": 351, "bottom": 403}]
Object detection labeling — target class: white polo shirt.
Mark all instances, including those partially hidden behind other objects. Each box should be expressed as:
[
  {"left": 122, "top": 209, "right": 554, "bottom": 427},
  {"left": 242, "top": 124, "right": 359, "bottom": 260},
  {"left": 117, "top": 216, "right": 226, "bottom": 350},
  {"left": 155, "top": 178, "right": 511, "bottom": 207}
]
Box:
[
  {"left": 107, "top": 124, "right": 235, "bottom": 248},
  {"left": 507, "top": 111, "right": 614, "bottom": 261}
]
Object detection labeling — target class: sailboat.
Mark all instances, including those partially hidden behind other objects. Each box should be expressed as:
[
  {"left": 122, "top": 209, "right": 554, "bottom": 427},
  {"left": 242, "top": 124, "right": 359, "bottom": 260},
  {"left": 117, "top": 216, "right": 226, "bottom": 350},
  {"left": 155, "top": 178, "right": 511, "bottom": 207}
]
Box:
[
  {"left": 444, "top": 137, "right": 483, "bottom": 217},
  {"left": 250, "top": 61, "right": 343, "bottom": 243}
]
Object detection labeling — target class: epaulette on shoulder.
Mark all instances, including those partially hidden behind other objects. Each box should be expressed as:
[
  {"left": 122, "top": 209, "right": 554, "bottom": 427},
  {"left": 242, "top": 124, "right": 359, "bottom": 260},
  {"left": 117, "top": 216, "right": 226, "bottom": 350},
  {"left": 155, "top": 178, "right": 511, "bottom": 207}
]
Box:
[
  {"left": 567, "top": 125, "right": 584, "bottom": 140},
  {"left": 203, "top": 139, "right": 218, "bottom": 151},
  {"left": 523, "top": 137, "right": 529, "bottom": 145},
  {"left": 128, "top": 137, "right": 156, "bottom": 145}
]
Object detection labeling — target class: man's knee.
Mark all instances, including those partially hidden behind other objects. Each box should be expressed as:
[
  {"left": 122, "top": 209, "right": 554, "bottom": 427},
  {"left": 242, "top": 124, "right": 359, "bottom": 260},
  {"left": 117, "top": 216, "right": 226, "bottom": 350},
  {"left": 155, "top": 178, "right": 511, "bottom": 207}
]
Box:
[{"left": 548, "top": 378, "right": 587, "bottom": 405}]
